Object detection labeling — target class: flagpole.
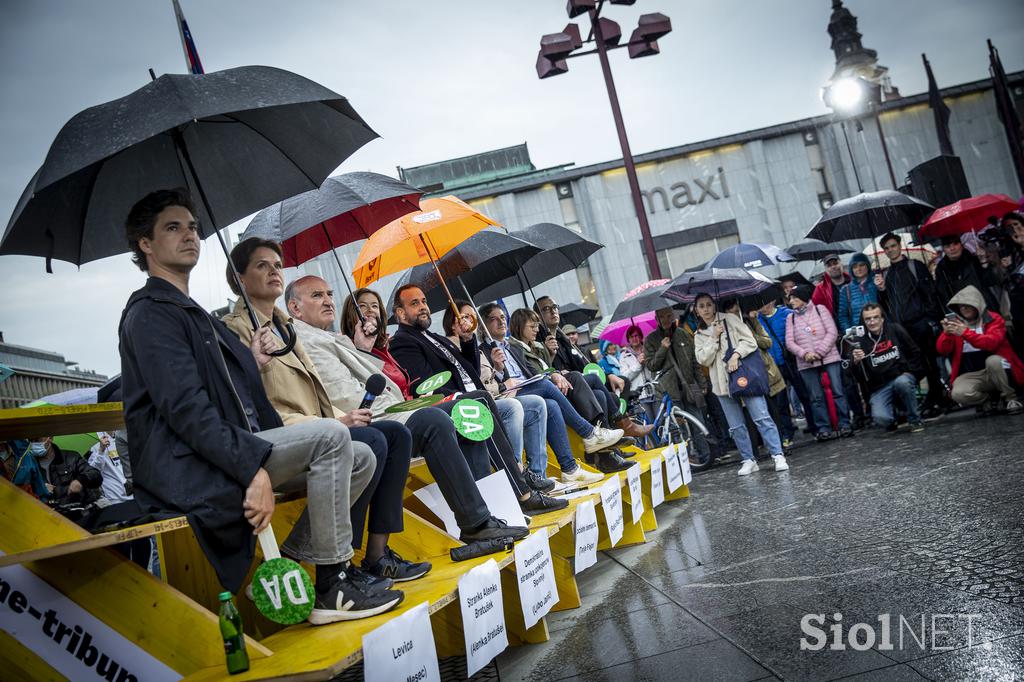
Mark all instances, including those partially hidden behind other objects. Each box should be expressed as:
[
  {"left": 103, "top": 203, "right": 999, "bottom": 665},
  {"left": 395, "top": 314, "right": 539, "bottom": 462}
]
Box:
[{"left": 171, "top": 0, "right": 204, "bottom": 75}]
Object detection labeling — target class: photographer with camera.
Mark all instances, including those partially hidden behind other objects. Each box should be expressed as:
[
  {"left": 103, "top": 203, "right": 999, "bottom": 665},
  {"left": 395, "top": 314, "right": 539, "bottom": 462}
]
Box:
[
  {"left": 845, "top": 304, "right": 925, "bottom": 434},
  {"left": 998, "top": 212, "right": 1024, "bottom": 357}
]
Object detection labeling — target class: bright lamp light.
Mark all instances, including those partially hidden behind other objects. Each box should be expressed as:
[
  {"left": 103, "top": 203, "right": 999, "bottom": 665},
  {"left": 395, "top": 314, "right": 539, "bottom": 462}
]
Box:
[{"left": 828, "top": 78, "right": 864, "bottom": 113}]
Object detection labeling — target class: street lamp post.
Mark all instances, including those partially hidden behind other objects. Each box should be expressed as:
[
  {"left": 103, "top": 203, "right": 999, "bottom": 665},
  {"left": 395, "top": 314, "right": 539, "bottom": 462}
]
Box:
[
  {"left": 822, "top": 76, "right": 897, "bottom": 191},
  {"left": 536, "top": 2, "right": 672, "bottom": 279}
]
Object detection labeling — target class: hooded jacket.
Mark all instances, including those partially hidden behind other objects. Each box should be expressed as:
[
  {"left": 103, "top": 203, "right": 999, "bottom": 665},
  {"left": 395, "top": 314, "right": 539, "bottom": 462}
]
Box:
[
  {"left": 838, "top": 253, "right": 881, "bottom": 332},
  {"left": 936, "top": 285, "right": 1024, "bottom": 385},
  {"left": 785, "top": 302, "right": 841, "bottom": 371},
  {"left": 119, "top": 277, "right": 282, "bottom": 592},
  {"left": 846, "top": 321, "right": 923, "bottom": 392}
]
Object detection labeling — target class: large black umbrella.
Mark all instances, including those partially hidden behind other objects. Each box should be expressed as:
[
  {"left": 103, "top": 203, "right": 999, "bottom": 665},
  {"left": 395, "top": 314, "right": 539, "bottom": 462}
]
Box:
[
  {"left": 472, "top": 223, "right": 603, "bottom": 304},
  {"left": 557, "top": 303, "right": 599, "bottom": 328},
  {"left": 3, "top": 65, "right": 376, "bottom": 351},
  {"left": 664, "top": 268, "right": 776, "bottom": 304},
  {"left": 784, "top": 238, "right": 856, "bottom": 262},
  {"left": 805, "top": 190, "right": 934, "bottom": 243},
  {"left": 705, "top": 242, "right": 794, "bottom": 270},
  {"left": 609, "top": 279, "right": 673, "bottom": 323},
  {"left": 387, "top": 230, "right": 541, "bottom": 317}
]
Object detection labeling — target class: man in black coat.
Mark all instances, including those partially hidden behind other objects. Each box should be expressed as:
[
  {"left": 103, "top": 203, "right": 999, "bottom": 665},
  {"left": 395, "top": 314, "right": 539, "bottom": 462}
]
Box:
[
  {"left": 27, "top": 437, "right": 102, "bottom": 505},
  {"left": 388, "top": 285, "right": 567, "bottom": 516},
  {"left": 118, "top": 189, "right": 396, "bottom": 625}
]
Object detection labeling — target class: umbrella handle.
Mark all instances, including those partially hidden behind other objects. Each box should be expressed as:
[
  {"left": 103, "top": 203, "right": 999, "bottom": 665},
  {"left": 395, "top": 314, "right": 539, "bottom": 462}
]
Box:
[{"left": 268, "top": 318, "right": 298, "bottom": 357}]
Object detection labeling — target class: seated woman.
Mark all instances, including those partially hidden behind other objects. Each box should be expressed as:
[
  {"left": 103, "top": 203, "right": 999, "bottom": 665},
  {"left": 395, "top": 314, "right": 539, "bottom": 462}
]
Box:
[
  {"left": 222, "top": 238, "right": 428, "bottom": 588},
  {"left": 693, "top": 293, "right": 788, "bottom": 476},
  {"left": 503, "top": 307, "right": 634, "bottom": 473},
  {"left": 447, "top": 302, "right": 604, "bottom": 485}
]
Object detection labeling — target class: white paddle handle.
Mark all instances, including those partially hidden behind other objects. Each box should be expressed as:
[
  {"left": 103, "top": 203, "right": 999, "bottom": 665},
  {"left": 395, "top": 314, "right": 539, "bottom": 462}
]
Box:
[{"left": 257, "top": 526, "right": 281, "bottom": 561}]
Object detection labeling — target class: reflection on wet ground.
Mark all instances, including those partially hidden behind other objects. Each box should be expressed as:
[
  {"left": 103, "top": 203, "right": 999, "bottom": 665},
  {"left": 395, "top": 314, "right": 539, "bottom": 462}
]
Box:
[{"left": 495, "top": 409, "right": 1024, "bottom": 681}]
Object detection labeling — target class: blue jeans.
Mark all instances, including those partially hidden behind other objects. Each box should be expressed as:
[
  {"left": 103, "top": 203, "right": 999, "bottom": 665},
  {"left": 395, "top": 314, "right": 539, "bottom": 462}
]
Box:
[
  {"left": 494, "top": 398, "right": 525, "bottom": 463},
  {"left": 717, "top": 393, "right": 783, "bottom": 462},
  {"left": 800, "top": 362, "right": 851, "bottom": 434},
  {"left": 512, "top": 394, "right": 552, "bottom": 476},
  {"left": 516, "top": 394, "right": 580, "bottom": 476},
  {"left": 869, "top": 373, "right": 921, "bottom": 428},
  {"left": 517, "top": 378, "right": 596, "bottom": 439}
]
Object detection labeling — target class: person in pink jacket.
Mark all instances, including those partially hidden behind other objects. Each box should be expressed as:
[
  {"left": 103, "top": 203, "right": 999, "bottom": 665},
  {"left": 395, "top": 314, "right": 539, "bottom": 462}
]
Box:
[{"left": 785, "top": 285, "right": 854, "bottom": 441}]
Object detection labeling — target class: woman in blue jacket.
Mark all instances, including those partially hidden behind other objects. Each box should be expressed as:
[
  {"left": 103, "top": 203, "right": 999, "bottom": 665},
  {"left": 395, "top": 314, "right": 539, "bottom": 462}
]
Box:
[{"left": 839, "top": 252, "right": 881, "bottom": 333}]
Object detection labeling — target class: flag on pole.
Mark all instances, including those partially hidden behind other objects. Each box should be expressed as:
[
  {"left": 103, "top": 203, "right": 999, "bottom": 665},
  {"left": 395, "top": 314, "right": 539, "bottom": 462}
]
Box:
[
  {"left": 922, "top": 53, "right": 954, "bottom": 157},
  {"left": 172, "top": 0, "right": 205, "bottom": 74},
  {"left": 989, "top": 39, "right": 1024, "bottom": 194}
]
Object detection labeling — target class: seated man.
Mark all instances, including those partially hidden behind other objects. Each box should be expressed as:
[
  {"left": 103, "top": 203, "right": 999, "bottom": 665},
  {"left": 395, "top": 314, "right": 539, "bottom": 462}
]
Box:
[
  {"left": 847, "top": 303, "right": 925, "bottom": 432},
  {"left": 534, "top": 296, "right": 652, "bottom": 439},
  {"left": 388, "top": 285, "right": 568, "bottom": 515},
  {"left": 937, "top": 285, "right": 1024, "bottom": 414},
  {"left": 119, "top": 189, "right": 391, "bottom": 624},
  {"left": 285, "top": 276, "right": 529, "bottom": 545},
  {"left": 224, "top": 238, "right": 430, "bottom": 584},
  {"left": 27, "top": 437, "right": 101, "bottom": 505}
]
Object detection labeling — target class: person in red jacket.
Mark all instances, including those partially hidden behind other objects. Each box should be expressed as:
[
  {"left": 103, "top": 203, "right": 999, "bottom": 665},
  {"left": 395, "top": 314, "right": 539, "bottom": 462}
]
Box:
[
  {"left": 937, "top": 285, "right": 1024, "bottom": 415},
  {"left": 811, "top": 254, "right": 850, "bottom": 328}
]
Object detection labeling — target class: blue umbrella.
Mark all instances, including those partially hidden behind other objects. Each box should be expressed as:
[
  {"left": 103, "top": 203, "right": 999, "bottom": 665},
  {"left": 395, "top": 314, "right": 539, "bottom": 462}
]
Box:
[
  {"left": 705, "top": 242, "right": 794, "bottom": 270},
  {"left": 663, "top": 268, "right": 776, "bottom": 303}
]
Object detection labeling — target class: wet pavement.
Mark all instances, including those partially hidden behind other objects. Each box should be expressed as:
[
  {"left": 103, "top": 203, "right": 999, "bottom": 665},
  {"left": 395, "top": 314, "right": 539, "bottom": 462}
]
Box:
[{"left": 493, "top": 409, "right": 1024, "bottom": 681}]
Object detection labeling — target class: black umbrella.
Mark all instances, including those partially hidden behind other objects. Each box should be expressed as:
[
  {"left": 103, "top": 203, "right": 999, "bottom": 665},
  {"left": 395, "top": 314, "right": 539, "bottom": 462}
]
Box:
[
  {"left": 472, "top": 223, "right": 603, "bottom": 304},
  {"left": 558, "top": 303, "right": 599, "bottom": 328},
  {"left": 387, "top": 231, "right": 542, "bottom": 329},
  {"left": 609, "top": 280, "right": 673, "bottom": 323},
  {"left": 664, "top": 268, "right": 777, "bottom": 304},
  {"left": 805, "top": 191, "right": 934, "bottom": 244},
  {"left": 3, "top": 65, "right": 376, "bottom": 352},
  {"left": 705, "top": 242, "right": 794, "bottom": 270},
  {"left": 784, "top": 238, "right": 856, "bottom": 262}
]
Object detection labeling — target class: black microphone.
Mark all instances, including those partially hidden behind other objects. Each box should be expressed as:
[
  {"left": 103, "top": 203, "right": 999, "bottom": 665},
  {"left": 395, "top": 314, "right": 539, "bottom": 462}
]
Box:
[{"left": 358, "top": 374, "right": 387, "bottom": 410}]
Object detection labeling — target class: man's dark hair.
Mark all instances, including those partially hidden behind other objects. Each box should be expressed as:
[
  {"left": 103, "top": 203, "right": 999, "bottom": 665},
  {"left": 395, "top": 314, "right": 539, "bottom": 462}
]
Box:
[
  {"left": 478, "top": 302, "right": 501, "bottom": 323},
  {"left": 532, "top": 296, "right": 553, "bottom": 315},
  {"left": 879, "top": 232, "right": 902, "bottom": 248},
  {"left": 1002, "top": 211, "right": 1023, "bottom": 225},
  {"left": 861, "top": 302, "right": 884, "bottom": 319},
  {"left": 124, "top": 188, "right": 195, "bottom": 272},
  {"left": 392, "top": 284, "right": 422, "bottom": 311},
  {"left": 226, "top": 238, "right": 282, "bottom": 296}
]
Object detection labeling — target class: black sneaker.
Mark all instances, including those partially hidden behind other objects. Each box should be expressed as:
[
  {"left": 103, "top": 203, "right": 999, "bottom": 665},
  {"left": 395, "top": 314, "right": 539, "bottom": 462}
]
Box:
[
  {"left": 838, "top": 426, "right": 854, "bottom": 438},
  {"left": 523, "top": 468, "right": 556, "bottom": 493},
  {"left": 520, "top": 490, "right": 569, "bottom": 516},
  {"left": 347, "top": 563, "right": 394, "bottom": 590},
  {"left": 461, "top": 516, "right": 529, "bottom": 543},
  {"left": 362, "top": 547, "right": 432, "bottom": 583},
  {"left": 308, "top": 568, "right": 404, "bottom": 625},
  {"left": 584, "top": 448, "right": 633, "bottom": 473}
]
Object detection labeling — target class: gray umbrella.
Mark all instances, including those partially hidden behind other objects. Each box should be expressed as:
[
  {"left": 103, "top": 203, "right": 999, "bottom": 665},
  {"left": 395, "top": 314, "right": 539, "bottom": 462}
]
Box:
[
  {"left": 2, "top": 65, "right": 377, "bottom": 269},
  {"left": 805, "top": 190, "right": 934, "bottom": 244},
  {"left": 784, "top": 238, "right": 856, "bottom": 262},
  {"left": 472, "top": 223, "right": 603, "bottom": 304}
]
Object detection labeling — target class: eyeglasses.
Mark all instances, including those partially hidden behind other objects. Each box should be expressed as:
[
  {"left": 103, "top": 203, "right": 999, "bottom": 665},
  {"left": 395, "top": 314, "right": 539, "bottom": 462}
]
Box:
[{"left": 539, "top": 304, "right": 559, "bottom": 313}]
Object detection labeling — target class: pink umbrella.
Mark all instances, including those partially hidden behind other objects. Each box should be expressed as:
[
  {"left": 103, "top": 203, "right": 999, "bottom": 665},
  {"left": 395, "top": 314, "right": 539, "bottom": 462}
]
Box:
[{"left": 599, "top": 312, "right": 658, "bottom": 345}]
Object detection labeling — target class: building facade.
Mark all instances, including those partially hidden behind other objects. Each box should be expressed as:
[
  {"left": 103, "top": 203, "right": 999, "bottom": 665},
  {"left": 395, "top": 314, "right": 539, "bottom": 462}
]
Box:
[{"left": 0, "top": 333, "right": 108, "bottom": 409}]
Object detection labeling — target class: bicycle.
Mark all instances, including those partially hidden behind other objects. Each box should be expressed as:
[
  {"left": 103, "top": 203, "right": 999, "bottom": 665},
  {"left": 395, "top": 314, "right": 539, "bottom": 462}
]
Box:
[{"left": 626, "top": 370, "right": 713, "bottom": 469}]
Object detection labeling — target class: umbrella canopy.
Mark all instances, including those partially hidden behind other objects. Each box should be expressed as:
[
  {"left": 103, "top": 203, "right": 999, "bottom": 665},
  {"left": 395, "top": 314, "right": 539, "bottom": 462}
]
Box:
[
  {"left": 805, "top": 190, "right": 934, "bottom": 243},
  {"left": 705, "top": 242, "right": 794, "bottom": 269},
  {"left": 918, "top": 193, "right": 1019, "bottom": 240},
  {"left": 558, "top": 303, "right": 599, "bottom": 328},
  {"left": 2, "top": 66, "right": 377, "bottom": 267},
  {"left": 386, "top": 231, "right": 541, "bottom": 312},
  {"left": 609, "top": 279, "right": 672, "bottom": 323},
  {"left": 241, "top": 172, "right": 421, "bottom": 267},
  {"left": 784, "top": 238, "right": 856, "bottom": 262},
  {"left": 352, "top": 196, "right": 499, "bottom": 287},
  {"left": 663, "top": 268, "right": 776, "bottom": 303},
  {"left": 472, "top": 223, "right": 603, "bottom": 303},
  {"left": 599, "top": 313, "right": 658, "bottom": 345}
]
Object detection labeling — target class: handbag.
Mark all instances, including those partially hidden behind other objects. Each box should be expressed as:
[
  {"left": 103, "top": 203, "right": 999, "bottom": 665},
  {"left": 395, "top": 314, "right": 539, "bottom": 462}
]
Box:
[{"left": 722, "top": 317, "right": 770, "bottom": 398}]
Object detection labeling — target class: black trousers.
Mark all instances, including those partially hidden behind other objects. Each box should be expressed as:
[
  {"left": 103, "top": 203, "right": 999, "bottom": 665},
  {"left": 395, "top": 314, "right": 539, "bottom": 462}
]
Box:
[
  {"left": 564, "top": 371, "right": 605, "bottom": 425},
  {"left": 582, "top": 372, "right": 620, "bottom": 426},
  {"left": 349, "top": 421, "right": 411, "bottom": 548},
  {"left": 405, "top": 406, "right": 491, "bottom": 532},
  {"left": 446, "top": 390, "right": 531, "bottom": 498},
  {"left": 903, "top": 318, "right": 947, "bottom": 408},
  {"left": 780, "top": 360, "right": 817, "bottom": 432}
]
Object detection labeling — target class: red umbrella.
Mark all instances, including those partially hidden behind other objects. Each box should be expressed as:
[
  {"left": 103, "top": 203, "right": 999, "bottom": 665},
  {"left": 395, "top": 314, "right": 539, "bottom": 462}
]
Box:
[{"left": 919, "top": 194, "right": 1019, "bottom": 239}]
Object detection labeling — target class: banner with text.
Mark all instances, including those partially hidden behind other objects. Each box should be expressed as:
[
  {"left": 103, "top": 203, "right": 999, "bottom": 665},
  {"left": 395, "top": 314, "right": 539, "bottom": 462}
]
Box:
[
  {"left": 663, "top": 443, "right": 683, "bottom": 493},
  {"left": 458, "top": 560, "right": 507, "bottom": 677},
  {"left": 626, "top": 464, "right": 643, "bottom": 524},
  {"left": 514, "top": 531, "right": 559, "bottom": 629},
  {"left": 650, "top": 455, "right": 665, "bottom": 507},
  {"left": 598, "top": 476, "right": 624, "bottom": 547},
  {"left": 362, "top": 602, "right": 440, "bottom": 682},
  {"left": 573, "top": 499, "right": 599, "bottom": 574}
]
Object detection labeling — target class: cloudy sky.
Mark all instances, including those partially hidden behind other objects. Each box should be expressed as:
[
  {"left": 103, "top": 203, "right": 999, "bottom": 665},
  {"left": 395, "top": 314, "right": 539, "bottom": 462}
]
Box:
[{"left": 1, "top": 0, "right": 1022, "bottom": 377}]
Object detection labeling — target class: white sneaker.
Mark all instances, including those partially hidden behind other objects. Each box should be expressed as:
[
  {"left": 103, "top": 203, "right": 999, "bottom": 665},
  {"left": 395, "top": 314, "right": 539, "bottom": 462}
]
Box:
[
  {"left": 561, "top": 465, "right": 604, "bottom": 484},
  {"left": 582, "top": 426, "right": 624, "bottom": 453},
  {"left": 1007, "top": 399, "right": 1023, "bottom": 415},
  {"left": 738, "top": 460, "right": 759, "bottom": 476},
  {"left": 773, "top": 454, "right": 789, "bottom": 472}
]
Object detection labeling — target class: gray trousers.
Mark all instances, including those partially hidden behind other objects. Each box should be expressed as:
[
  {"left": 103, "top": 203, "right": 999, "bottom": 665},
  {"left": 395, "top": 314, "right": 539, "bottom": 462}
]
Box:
[{"left": 256, "top": 419, "right": 376, "bottom": 565}]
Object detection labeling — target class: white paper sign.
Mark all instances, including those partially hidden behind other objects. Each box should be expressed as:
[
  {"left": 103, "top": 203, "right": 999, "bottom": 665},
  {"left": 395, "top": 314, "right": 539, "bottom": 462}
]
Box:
[
  {"left": 513, "top": 531, "right": 559, "bottom": 629},
  {"left": 679, "top": 440, "right": 693, "bottom": 485},
  {"left": 475, "top": 471, "right": 529, "bottom": 529},
  {"left": 362, "top": 602, "right": 440, "bottom": 682},
  {"left": 663, "top": 443, "right": 683, "bottom": 493},
  {"left": 650, "top": 456, "right": 665, "bottom": 508},
  {"left": 413, "top": 484, "right": 461, "bottom": 537},
  {"left": 458, "top": 560, "right": 507, "bottom": 677},
  {"left": 626, "top": 464, "right": 644, "bottom": 523},
  {"left": 573, "top": 499, "right": 599, "bottom": 574},
  {"left": 0, "top": 560, "right": 181, "bottom": 682},
  {"left": 598, "top": 476, "right": 624, "bottom": 547}
]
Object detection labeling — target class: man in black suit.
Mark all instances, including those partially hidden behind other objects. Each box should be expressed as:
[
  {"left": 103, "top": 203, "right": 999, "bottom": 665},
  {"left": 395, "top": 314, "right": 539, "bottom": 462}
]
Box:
[{"left": 388, "top": 285, "right": 567, "bottom": 516}]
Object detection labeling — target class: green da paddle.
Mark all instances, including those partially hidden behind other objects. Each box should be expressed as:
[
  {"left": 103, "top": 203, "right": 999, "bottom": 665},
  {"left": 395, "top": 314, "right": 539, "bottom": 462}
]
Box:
[{"left": 252, "top": 526, "right": 315, "bottom": 625}]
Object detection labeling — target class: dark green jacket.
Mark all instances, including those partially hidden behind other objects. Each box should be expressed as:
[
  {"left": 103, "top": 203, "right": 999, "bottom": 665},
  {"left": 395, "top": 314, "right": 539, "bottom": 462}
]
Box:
[{"left": 642, "top": 325, "right": 706, "bottom": 406}]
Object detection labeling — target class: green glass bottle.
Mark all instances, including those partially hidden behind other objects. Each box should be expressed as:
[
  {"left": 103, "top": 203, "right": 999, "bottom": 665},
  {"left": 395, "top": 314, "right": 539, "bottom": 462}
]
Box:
[{"left": 218, "top": 591, "right": 250, "bottom": 674}]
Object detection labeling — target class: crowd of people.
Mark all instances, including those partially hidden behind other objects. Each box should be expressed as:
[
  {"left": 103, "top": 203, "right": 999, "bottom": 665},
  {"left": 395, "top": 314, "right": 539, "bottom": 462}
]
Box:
[{"left": 4, "top": 189, "right": 1023, "bottom": 630}]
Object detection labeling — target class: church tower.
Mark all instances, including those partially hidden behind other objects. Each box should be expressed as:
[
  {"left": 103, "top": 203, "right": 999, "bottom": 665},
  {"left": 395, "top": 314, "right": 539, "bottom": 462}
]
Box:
[{"left": 826, "top": 0, "right": 900, "bottom": 100}]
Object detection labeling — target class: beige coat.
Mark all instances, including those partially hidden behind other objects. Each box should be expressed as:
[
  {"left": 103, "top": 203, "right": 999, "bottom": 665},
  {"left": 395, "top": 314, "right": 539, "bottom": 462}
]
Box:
[
  {"left": 222, "top": 302, "right": 343, "bottom": 425},
  {"left": 294, "top": 319, "right": 412, "bottom": 423},
  {"left": 693, "top": 312, "right": 759, "bottom": 397}
]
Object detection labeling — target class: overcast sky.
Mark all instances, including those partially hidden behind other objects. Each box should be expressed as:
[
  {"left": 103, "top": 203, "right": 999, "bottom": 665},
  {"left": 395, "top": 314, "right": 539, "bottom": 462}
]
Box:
[{"left": 1, "top": 0, "right": 1022, "bottom": 377}]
